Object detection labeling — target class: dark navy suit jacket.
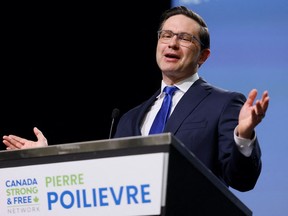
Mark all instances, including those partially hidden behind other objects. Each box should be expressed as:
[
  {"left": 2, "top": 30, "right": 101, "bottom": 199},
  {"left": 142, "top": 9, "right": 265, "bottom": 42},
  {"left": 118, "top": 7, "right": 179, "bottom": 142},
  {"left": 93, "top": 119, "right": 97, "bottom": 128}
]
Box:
[{"left": 113, "top": 77, "right": 262, "bottom": 192}]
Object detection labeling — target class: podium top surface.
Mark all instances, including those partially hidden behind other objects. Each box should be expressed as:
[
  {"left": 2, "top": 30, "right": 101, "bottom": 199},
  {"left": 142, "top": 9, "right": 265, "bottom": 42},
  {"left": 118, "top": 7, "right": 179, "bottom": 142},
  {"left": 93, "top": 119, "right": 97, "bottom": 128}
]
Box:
[{"left": 0, "top": 133, "right": 176, "bottom": 162}]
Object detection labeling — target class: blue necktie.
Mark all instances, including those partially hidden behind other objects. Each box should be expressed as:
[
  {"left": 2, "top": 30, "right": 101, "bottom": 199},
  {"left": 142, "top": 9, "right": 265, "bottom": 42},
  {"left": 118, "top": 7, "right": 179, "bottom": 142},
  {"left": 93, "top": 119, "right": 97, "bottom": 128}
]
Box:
[{"left": 149, "top": 86, "right": 178, "bottom": 134}]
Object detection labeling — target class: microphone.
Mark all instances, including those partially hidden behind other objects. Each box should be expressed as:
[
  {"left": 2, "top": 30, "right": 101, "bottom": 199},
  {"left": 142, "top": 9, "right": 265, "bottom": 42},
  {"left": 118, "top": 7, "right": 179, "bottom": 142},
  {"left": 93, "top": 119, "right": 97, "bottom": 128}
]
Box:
[{"left": 109, "top": 108, "right": 120, "bottom": 139}]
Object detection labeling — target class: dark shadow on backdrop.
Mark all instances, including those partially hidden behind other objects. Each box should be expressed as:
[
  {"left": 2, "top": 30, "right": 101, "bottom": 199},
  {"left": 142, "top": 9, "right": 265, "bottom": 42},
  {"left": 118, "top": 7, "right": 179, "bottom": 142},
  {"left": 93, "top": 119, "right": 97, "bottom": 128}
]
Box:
[{"left": 1, "top": 2, "right": 171, "bottom": 150}]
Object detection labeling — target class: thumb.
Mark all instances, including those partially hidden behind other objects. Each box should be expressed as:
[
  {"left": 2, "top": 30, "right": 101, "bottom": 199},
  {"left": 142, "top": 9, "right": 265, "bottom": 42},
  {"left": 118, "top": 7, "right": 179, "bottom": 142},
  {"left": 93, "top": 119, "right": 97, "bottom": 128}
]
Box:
[
  {"left": 33, "top": 127, "right": 42, "bottom": 137},
  {"left": 33, "top": 127, "right": 48, "bottom": 145}
]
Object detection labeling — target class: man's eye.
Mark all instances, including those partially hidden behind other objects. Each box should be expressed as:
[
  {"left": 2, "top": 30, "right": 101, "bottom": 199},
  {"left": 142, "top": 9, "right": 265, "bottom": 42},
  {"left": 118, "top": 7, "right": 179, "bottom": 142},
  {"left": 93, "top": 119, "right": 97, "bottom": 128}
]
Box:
[
  {"left": 162, "top": 33, "right": 172, "bottom": 38},
  {"left": 180, "top": 34, "right": 192, "bottom": 41}
]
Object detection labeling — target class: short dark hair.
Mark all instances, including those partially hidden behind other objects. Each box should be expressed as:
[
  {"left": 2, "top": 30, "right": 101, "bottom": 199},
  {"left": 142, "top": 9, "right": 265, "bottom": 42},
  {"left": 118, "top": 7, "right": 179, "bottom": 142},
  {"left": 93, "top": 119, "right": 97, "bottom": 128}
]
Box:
[{"left": 158, "top": 6, "right": 210, "bottom": 50}]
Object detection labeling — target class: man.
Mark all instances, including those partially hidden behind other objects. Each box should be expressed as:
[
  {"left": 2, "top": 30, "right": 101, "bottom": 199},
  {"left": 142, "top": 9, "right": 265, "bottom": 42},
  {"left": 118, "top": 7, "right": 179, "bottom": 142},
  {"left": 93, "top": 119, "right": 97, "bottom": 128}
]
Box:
[{"left": 3, "top": 6, "right": 269, "bottom": 192}]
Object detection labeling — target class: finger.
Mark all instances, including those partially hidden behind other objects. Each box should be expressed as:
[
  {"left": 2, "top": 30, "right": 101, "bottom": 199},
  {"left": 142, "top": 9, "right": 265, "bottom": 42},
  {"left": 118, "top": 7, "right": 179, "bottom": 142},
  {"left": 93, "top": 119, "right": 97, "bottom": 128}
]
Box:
[
  {"left": 255, "top": 100, "right": 264, "bottom": 115},
  {"left": 6, "top": 135, "right": 26, "bottom": 149},
  {"left": 3, "top": 139, "right": 12, "bottom": 148},
  {"left": 3, "top": 139, "right": 18, "bottom": 149},
  {"left": 246, "top": 89, "right": 258, "bottom": 106},
  {"left": 261, "top": 90, "right": 269, "bottom": 101},
  {"left": 5, "top": 146, "right": 15, "bottom": 150},
  {"left": 257, "top": 91, "right": 269, "bottom": 114},
  {"left": 251, "top": 109, "right": 265, "bottom": 123},
  {"left": 261, "top": 91, "right": 270, "bottom": 111},
  {"left": 9, "top": 135, "right": 27, "bottom": 144}
]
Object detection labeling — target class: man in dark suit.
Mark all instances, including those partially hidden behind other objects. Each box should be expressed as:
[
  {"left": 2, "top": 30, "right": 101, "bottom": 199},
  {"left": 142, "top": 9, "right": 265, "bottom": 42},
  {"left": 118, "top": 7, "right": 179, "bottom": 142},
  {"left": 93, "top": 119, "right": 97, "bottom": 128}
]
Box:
[
  {"left": 113, "top": 6, "right": 269, "bottom": 192},
  {"left": 2, "top": 6, "right": 269, "bottom": 192}
]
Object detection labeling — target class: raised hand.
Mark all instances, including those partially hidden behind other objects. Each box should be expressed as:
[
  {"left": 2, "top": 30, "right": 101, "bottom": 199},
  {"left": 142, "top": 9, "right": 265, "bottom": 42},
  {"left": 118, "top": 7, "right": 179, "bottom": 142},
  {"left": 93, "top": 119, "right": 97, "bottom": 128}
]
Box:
[
  {"left": 237, "top": 89, "right": 270, "bottom": 139},
  {"left": 3, "top": 127, "right": 48, "bottom": 150}
]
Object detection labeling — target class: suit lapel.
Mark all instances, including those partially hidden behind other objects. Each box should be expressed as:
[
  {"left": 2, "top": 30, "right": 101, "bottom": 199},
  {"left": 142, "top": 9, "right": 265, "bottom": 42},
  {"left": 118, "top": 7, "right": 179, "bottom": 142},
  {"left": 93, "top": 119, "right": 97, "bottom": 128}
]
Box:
[{"left": 165, "top": 78, "right": 211, "bottom": 133}]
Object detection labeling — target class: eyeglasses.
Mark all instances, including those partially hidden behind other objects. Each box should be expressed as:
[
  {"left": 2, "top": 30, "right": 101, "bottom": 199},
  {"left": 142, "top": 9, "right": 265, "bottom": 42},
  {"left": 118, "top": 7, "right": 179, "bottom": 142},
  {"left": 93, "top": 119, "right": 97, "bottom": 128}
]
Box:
[{"left": 157, "top": 30, "right": 203, "bottom": 47}]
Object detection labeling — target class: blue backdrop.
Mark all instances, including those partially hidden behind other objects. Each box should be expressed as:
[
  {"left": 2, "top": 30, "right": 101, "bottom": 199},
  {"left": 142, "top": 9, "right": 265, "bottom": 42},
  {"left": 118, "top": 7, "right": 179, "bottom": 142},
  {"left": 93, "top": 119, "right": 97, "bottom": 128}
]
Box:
[{"left": 172, "top": 0, "right": 288, "bottom": 215}]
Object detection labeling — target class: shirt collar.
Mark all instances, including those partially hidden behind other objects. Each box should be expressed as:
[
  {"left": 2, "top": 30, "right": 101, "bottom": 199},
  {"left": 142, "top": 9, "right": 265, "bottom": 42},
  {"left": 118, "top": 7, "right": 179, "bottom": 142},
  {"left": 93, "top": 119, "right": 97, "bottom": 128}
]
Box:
[{"left": 160, "top": 73, "right": 199, "bottom": 94}]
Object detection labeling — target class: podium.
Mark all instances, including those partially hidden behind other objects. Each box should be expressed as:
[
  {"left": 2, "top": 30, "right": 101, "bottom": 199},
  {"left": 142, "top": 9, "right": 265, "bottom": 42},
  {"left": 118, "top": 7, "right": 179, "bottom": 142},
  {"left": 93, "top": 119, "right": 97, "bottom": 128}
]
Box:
[{"left": 0, "top": 133, "right": 252, "bottom": 216}]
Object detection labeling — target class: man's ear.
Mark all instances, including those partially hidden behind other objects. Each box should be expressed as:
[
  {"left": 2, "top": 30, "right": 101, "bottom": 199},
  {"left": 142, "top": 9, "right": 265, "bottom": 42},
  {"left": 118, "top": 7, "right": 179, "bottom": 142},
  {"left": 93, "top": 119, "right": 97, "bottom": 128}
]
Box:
[{"left": 198, "top": 49, "right": 211, "bottom": 67}]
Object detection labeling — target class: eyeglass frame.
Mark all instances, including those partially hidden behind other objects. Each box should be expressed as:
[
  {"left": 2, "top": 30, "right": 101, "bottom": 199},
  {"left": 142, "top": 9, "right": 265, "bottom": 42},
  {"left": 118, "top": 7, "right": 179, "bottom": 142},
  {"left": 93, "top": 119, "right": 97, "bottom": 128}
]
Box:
[{"left": 157, "top": 29, "right": 204, "bottom": 47}]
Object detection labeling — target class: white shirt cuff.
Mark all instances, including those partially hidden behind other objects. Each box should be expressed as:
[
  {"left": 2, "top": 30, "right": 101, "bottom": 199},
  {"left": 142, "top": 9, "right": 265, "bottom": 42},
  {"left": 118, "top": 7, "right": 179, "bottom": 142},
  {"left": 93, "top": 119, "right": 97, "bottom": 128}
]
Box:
[{"left": 234, "top": 126, "right": 256, "bottom": 157}]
